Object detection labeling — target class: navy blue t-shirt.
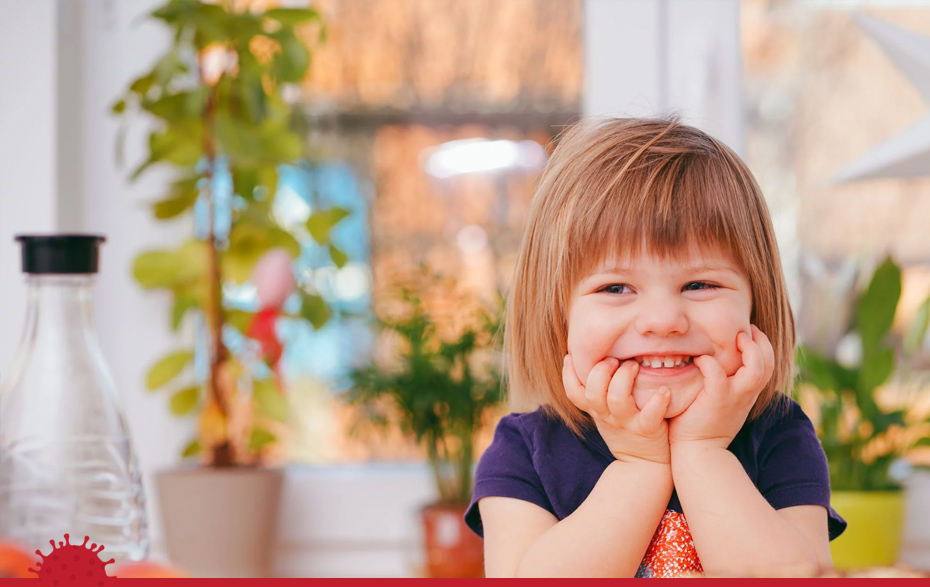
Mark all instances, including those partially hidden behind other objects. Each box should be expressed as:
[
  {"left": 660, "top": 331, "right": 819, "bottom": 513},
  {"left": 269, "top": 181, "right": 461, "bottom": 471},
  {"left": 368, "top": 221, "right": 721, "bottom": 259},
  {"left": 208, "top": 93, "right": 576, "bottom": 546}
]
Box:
[{"left": 465, "top": 398, "right": 846, "bottom": 542}]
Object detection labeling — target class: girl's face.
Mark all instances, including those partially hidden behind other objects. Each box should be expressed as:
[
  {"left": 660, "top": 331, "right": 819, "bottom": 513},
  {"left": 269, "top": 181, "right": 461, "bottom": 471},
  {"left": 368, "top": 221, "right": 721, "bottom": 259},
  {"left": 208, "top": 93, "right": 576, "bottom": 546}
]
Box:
[{"left": 566, "top": 243, "right": 753, "bottom": 418}]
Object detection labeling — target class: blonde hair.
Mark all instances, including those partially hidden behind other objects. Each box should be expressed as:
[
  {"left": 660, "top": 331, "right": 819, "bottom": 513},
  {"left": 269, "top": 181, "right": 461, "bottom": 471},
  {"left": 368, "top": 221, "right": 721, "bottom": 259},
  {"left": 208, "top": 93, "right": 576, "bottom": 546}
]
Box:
[{"left": 505, "top": 116, "right": 794, "bottom": 436}]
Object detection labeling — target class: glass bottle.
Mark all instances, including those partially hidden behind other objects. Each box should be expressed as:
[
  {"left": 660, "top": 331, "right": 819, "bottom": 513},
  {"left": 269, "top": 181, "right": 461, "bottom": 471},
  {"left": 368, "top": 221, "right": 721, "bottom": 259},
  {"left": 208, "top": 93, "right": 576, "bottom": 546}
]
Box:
[{"left": 0, "top": 235, "right": 148, "bottom": 563}]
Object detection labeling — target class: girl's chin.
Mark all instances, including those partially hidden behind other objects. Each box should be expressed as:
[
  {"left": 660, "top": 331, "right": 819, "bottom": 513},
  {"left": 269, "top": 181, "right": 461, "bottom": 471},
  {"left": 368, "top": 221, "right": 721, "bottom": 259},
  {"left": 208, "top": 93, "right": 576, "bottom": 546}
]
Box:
[{"left": 632, "top": 383, "right": 700, "bottom": 419}]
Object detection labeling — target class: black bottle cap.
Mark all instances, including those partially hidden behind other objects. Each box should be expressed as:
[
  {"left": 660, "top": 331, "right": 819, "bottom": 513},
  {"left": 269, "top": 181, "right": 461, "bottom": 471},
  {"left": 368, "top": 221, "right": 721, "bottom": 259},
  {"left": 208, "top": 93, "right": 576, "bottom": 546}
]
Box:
[{"left": 15, "top": 234, "right": 106, "bottom": 274}]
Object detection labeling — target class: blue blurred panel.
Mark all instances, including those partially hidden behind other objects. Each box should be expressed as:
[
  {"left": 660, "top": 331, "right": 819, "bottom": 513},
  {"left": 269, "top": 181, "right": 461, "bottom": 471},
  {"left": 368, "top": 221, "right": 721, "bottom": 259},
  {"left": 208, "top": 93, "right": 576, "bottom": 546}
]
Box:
[{"left": 195, "top": 160, "right": 373, "bottom": 391}]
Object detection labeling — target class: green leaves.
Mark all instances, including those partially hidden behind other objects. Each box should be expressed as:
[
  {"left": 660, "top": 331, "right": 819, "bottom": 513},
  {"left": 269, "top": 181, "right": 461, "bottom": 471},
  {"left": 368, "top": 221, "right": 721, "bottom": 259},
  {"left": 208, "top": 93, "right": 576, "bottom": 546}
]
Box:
[
  {"left": 181, "top": 439, "right": 202, "bottom": 458},
  {"left": 858, "top": 347, "right": 894, "bottom": 397},
  {"left": 794, "top": 255, "right": 930, "bottom": 493},
  {"left": 152, "top": 175, "right": 201, "bottom": 220},
  {"left": 214, "top": 114, "right": 303, "bottom": 167},
  {"left": 132, "top": 240, "right": 207, "bottom": 290},
  {"left": 171, "top": 295, "right": 200, "bottom": 331},
  {"left": 300, "top": 291, "right": 331, "bottom": 330},
  {"left": 144, "top": 89, "right": 210, "bottom": 121},
  {"left": 226, "top": 309, "right": 256, "bottom": 333},
  {"left": 307, "top": 207, "right": 351, "bottom": 244},
  {"left": 146, "top": 350, "right": 195, "bottom": 390},
  {"left": 222, "top": 219, "right": 300, "bottom": 283},
  {"left": 153, "top": 191, "right": 198, "bottom": 220},
  {"left": 857, "top": 257, "right": 901, "bottom": 351},
  {"left": 129, "top": 71, "right": 157, "bottom": 98},
  {"left": 151, "top": 0, "right": 249, "bottom": 50},
  {"left": 271, "top": 32, "right": 311, "bottom": 83},
  {"left": 170, "top": 385, "right": 201, "bottom": 415},
  {"left": 329, "top": 244, "right": 348, "bottom": 269},
  {"left": 253, "top": 378, "right": 288, "bottom": 422},
  {"left": 343, "top": 274, "right": 505, "bottom": 505},
  {"left": 247, "top": 427, "right": 277, "bottom": 452},
  {"left": 905, "top": 296, "right": 930, "bottom": 356},
  {"left": 132, "top": 122, "right": 205, "bottom": 180},
  {"left": 264, "top": 7, "right": 322, "bottom": 26}
]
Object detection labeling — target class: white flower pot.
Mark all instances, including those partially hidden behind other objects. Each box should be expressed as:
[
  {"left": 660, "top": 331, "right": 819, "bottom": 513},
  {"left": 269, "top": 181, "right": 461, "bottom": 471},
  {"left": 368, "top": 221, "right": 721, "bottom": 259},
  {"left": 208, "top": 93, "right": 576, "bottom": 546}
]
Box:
[
  {"left": 155, "top": 467, "right": 284, "bottom": 577},
  {"left": 900, "top": 469, "right": 930, "bottom": 572}
]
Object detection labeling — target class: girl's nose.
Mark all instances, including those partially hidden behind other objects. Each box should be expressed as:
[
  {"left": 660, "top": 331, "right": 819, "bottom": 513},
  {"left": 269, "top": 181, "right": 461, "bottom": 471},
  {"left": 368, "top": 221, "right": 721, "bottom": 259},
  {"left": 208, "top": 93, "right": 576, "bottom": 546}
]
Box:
[{"left": 633, "top": 295, "right": 689, "bottom": 336}]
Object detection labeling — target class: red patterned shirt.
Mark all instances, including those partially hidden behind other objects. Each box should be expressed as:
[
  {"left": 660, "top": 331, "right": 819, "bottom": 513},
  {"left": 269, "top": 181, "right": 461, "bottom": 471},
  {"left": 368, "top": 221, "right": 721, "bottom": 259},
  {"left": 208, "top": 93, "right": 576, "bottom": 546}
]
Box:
[{"left": 635, "top": 510, "right": 703, "bottom": 578}]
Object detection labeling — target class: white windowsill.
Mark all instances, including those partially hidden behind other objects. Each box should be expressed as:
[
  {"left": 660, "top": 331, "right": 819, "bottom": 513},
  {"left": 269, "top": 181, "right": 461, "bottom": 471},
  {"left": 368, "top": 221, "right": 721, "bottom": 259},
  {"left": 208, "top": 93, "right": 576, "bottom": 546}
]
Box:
[{"left": 149, "top": 462, "right": 443, "bottom": 578}]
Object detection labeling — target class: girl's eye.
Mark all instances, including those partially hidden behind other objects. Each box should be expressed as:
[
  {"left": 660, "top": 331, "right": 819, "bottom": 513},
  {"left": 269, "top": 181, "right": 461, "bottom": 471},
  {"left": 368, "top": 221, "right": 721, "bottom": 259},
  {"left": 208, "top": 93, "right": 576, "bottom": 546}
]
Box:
[
  {"left": 600, "top": 284, "right": 632, "bottom": 294},
  {"left": 683, "top": 281, "right": 720, "bottom": 292}
]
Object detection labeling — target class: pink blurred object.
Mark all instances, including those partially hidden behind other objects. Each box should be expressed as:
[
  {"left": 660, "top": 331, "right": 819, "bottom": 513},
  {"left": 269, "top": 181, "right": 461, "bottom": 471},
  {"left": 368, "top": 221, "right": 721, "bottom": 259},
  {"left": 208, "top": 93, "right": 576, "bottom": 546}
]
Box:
[{"left": 252, "top": 248, "right": 296, "bottom": 310}]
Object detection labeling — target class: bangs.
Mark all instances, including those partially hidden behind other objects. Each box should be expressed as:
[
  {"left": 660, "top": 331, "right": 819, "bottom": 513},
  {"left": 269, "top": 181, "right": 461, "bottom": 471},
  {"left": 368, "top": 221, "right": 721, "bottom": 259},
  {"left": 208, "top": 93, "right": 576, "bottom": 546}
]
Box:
[{"left": 563, "top": 150, "right": 751, "bottom": 288}]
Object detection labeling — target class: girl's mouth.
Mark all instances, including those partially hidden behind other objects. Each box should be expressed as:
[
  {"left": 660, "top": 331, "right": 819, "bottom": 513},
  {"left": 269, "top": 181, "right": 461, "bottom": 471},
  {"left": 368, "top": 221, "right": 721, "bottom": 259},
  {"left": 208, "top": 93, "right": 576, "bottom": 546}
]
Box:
[{"left": 626, "top": 355, "right": 697, "bottom": 377}]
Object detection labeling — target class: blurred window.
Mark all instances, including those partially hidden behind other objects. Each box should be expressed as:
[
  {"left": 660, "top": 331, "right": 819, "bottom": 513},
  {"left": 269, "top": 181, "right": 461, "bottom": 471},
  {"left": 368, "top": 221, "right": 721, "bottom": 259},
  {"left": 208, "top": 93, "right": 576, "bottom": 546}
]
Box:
[
  {"left": 247, "top": 0, "right": 582, "bottom": 463},
  {"left": 742, "top": 0, "right": 930, "bottom": 354}
]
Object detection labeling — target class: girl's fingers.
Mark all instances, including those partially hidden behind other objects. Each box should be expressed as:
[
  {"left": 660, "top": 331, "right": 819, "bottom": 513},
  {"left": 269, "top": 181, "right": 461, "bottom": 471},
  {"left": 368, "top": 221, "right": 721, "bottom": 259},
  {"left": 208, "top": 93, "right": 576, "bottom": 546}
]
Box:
[
  {"left": 754, "top": 325, "right": 776, "bottom": 384},
  {"left": 606, "top": 360, "right": 639, "bottom": 417},
  {"left": 730, "top": 329, "right": 772, "bottom": 395},
  {"left": 693, "top": 354, "right": 727, "bottom": 400},
  {"left": 562, "top": 355, "right": 588, "bottom": 411},
  {"left": 637, "top": 385, "right": 670, "bottom": 435},
  {"left": 585, "top": 357, "right": 618, "bottom": 416}
]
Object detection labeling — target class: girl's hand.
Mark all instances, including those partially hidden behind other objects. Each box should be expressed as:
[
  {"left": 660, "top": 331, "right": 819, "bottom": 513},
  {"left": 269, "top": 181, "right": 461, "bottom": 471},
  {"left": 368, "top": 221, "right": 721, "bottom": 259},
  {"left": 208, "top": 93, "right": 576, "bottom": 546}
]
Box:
[
  {"left": 563, "top": 354, "right": 672, "bottom": 465},
  {"left": 668, "top": 325, "right": 775, "bottom": 449}
]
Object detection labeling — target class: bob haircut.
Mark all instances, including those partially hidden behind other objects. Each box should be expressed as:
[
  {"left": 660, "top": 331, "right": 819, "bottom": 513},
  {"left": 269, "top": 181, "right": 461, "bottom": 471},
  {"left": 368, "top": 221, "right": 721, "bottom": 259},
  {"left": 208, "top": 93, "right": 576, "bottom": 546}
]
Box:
[{"left": 505, "top": 116, "right": 795, "bottom": 436}]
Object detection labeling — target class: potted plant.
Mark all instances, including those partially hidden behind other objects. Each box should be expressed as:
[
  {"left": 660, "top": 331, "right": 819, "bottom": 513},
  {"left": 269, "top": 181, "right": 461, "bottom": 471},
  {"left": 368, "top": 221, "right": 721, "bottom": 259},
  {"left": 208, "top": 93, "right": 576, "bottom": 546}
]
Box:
[
  {"left": 111, "top": 0, "right": 348, "bottom": 577},
  {"left": 344, "top": 269, "right": 505, "bottom": 578},
  {"left": 795, "top": 256, "right": 930, "bottom": 571}
]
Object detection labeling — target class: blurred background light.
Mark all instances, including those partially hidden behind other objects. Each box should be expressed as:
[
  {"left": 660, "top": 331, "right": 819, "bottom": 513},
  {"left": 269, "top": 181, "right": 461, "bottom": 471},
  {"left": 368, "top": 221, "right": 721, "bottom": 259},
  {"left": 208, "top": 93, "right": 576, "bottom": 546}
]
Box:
[{"left": 422, "top": 138, "right": 547, "bottom": 179}]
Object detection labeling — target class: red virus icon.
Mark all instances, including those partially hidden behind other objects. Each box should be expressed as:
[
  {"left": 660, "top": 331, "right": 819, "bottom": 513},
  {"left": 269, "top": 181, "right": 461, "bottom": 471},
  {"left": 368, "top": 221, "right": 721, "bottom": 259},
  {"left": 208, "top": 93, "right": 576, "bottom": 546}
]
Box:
[{"left": 29, "top": 534, "right": 117, "bottom": 586}]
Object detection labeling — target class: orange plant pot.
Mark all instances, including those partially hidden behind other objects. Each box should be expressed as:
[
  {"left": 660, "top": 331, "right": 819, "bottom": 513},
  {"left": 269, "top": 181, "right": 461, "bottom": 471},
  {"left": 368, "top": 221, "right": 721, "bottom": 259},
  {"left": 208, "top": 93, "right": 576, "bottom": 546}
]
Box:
[{"left": 420, "top": 503, "right": 484, "bottom": 578}]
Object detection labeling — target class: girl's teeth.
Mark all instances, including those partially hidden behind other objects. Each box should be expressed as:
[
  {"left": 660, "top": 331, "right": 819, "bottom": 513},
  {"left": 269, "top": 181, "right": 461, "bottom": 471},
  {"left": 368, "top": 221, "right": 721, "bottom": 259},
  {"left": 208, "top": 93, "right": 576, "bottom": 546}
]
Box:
[{"left": 638, "top": 356, "right": 693, "bottom": 368}]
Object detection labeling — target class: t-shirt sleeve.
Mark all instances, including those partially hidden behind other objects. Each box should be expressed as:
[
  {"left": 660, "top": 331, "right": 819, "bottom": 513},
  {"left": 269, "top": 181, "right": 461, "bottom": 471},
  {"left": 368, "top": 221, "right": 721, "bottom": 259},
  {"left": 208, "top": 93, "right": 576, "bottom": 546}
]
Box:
[
  {"left": 755, "top": 401, "right": 847, "bottom": 540},
  {"left": 464, "top": 413, "right": 554, "bottom": 538}
]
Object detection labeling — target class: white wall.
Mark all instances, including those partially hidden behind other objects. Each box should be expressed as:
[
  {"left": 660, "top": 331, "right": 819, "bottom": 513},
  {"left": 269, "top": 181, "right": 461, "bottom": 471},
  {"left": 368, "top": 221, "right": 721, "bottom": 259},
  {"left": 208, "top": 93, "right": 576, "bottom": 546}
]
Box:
[
  {"left": 584, "top": 0, "right": 744, "bottom": 155},
  {"left": 0, "top": 0, "right": 59, "bottom": 373}
]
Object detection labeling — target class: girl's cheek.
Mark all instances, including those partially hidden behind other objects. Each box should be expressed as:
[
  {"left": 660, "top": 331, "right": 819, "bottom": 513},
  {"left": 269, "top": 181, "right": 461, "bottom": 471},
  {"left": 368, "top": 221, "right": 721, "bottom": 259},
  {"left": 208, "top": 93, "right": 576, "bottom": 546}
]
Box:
[
  {"left": 566, "top": 324, "right": 598, "bottom": 382},
  {"left": 720, "top": 327, "right": 753, "bottom": 376}
]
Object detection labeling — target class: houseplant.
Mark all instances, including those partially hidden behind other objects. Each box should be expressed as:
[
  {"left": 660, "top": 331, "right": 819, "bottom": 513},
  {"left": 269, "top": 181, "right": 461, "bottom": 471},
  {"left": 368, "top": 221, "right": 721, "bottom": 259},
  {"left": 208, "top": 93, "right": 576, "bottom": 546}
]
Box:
[
  {"left": 111, "top": 0, "right": 347, "bottom": 576},
  {"left": 344, "top": 269, "right": 505, "bottom": 578},
  {"left": 795, "top": 256, "right": 930, "bottom": 570}
]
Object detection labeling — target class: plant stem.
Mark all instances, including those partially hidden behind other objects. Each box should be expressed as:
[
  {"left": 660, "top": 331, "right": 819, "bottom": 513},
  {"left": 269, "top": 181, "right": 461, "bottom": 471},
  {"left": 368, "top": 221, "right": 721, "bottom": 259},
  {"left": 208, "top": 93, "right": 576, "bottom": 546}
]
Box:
[
  {"left": 426, "top": 436, "right": 446, "bottom": 504},
  {"left": 201, "top": 56, "right": 232, "bottom": 468},
  {"left": 459, "top": 430, "right": 473, "bottom": 506}
]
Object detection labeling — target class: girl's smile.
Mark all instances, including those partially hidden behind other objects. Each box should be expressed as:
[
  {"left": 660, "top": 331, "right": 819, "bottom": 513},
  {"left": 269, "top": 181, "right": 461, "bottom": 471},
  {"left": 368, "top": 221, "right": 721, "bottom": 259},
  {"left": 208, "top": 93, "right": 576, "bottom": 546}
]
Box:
[{"left": 567, "top": 242, "right": 753, "bottom": 418}]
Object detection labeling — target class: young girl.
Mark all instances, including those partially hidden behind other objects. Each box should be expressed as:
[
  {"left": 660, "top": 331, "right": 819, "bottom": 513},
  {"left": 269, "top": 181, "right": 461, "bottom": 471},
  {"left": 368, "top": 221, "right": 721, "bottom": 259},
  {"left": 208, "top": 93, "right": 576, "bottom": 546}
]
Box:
[{"left": 465, "top": 117, "right": 846, "bottom": 578}]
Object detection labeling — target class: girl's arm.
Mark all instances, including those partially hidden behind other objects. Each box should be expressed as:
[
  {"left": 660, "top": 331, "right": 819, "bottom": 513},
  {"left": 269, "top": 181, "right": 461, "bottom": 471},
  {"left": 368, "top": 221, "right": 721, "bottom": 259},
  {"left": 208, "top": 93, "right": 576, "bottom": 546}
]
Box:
[
  {"left": 671, "top": 441, "right": 831, "bottom": 577},
  {"left": 669, "top": 328, "right": 831, "bottom": 576},
  {"left": 479, "top": 458, "right": 673, "bottom": 577},
  {"left": 479, "top": 355, "right": 676, "bottom": 577}
]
